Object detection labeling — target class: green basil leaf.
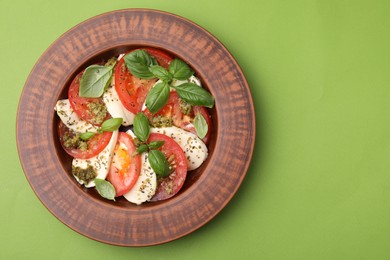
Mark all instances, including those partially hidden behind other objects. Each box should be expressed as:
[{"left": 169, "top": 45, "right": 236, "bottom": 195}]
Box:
[
  {"left": 145, "top": 82, "right": 171, "bottom": 114},
  {"left": 133, "top": 113, "right": 150, "bottom": 142},
  {"left": 148, "top": 140, "right": 165, "bottom": 150},
  {"left": 100, "top": 118, "right": 123, "bottom": 132},
  {"left": 94, "top": 179, "right": 116, "bottom": 201},
  {"left": 79, "top": 65, "right": 113, "bottom": 98},
  {"left": 149, "top": 65, "right": 173, "bottom": 82},
  {"left": 148, "top": 150, "right": 170, "bottom": 177},
  {"left": 79, "top": 132, "right": 96, "bottom": 141},
  {"left": 136, "top": 144, "right": 149, "bottom": 154},
  {"left": 172, "top": 83, "right": 214, "bottom": 108},
  {"left": 123, "top": 49, "right": 157, "bottom": 79},
  {"left": 194, "top": 113, "right": 208, "bottom": 139},
  {"left": 169, "top": 59, "right": 194, "bottom": 80}
]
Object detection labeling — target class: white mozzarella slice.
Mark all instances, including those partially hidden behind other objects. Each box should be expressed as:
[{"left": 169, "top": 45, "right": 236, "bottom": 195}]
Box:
[
  {"left": 54, "top": 99, "right": 98, "bottom": 133},
  {"left": 123, "top": 153, "right": 157, "bottom": 205},
  {"left": 102, "top": 84, "right": 135, "bottom": 126},
  {"left": 151, "top": 126, "right": 208, "bottom": 171},
  {"left": 72, "top": 130, "right": 119, "bottom": 188},
  {"left": 123, "top": 148, "right": 157, "bottom": 205},
  {"left": 123, "top": 130, "right": 157, "bottom": 205}
]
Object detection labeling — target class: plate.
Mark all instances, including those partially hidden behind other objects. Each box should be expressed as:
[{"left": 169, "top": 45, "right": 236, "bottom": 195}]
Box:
[{"left": 16, "top": 9, "right": 255, "bottom": 246}]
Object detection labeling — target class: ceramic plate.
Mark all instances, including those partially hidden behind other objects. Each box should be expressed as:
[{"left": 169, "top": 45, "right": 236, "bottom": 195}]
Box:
[{"left": 16, "top": 9, "right": 255, "bottom": 246}]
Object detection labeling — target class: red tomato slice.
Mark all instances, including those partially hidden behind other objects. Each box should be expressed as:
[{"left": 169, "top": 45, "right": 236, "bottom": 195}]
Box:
[
  {"left": 68, "top": 70, "right": 110, "bottom": 126},
  {"left": 58, "top": 121, "right": 113, "bottom": 159},
  {"left": 143, "top": 48, "right": 173, "bottom": 68},
  {"left": 114, "top": 48, "right": 173, "bottom": 114},
  {"left": 144, "top": 92, "right": 212, "bottom": 144},
  {"left": 148, "top": 133, "right": 188, "bottom": 202},
  {"left": 107, "top": 132, "right": 141, "bottom": 197}
]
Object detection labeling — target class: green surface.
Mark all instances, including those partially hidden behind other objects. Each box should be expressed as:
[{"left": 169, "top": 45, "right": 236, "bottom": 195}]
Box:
[{"left": 2, "top": 0, "right": 390, "bottom": 259}]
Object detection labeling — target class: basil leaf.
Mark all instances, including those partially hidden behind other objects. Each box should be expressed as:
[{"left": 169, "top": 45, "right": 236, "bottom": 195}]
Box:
[
  {"left": 172, "top": 83, "right": 214, "bottom": 108},
  {"left": 194, "top": 113, "right": 208, "bottom": 139},
  {"left": 123, "top": 49, "right": 158, "bottom": 79},
  {"left": 136, "top": 144, "right": 149, "bottom": 154},
  {"left": 94, "top": 179, "right": 116, "bottom": 201},
  {"left": 79, "top": 65, "right": 113, "bottom": 98},
  {"left": 148, "top": 140, "right": 165, "bottom": 150},
  {"left": 100, "top": 118, "right": 123, "bottom": 132},
  {"left": 133, "top": 113, "right": 150, "bottom": 142},
  {"left": 148, "top": 150, "right": 170, "bottom": 177},
  {"left": 169, "top": 59, "right": 194, "bottom": 80},
  {"left": 79, "top": 132, "right": 96, "bottom": 141},
  {"left": 149, "top": 65, "right": 173, "bottom": 82},
  {"left": 145, "top": 82, "right": 171, "bottom": 114}
]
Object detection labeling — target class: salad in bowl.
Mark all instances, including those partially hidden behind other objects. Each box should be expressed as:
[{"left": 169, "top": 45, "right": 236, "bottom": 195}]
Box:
[{"left": 54, "top": 47, "right": 214, "bottom": 205}]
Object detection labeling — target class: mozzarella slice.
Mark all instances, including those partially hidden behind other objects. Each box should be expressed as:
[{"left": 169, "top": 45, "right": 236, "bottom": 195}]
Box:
[
  {"left": 123, "top": 130, "right": 157, "bottom": 205},
  {"left": 72, "top": 130, "right": 119, "bottom": 188},
  {"left": 151, "top": 126, "right": 208, "bottom": 171},
  {"left": 103, "top": 81, "right": 135, "bottom": 126},
  {"left": 123, "top": 152, "right": 157, "bottom": 205},
  {"left": 54, "top": 99, "right": 98, "bottom": 133}
]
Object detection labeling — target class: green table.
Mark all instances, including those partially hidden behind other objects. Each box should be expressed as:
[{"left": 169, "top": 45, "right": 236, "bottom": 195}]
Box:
[{"left": 3, "top": 0, "right": 390, "bottom": 259}]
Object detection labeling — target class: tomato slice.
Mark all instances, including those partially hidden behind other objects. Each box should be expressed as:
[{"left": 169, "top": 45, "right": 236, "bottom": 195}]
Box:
[
  {"left": 68, "top": 70, "right": 110, "bottom": 126},
  {"left": 148, "top": 133, "right": 188, "bottom": 201},
  {"left": 144, "top": 92, "right": 212, "bottom": 144},
  {"left": 107, "top": 132, "right": 141, "bottom": 197},
  {"left": 58, "top": 121, "right": 113, "bottom": 159},
  {"left": 114, "top": 48, "right": 173, "bottom": 114},
  {"left": 143, "top": 48, "right": 173, "bottom": 68}
]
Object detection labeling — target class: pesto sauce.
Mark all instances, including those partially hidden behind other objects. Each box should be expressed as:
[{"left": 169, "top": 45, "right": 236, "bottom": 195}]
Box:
[
  {"left": 164, "top": 181, "right": 174, "bottom": 195},
  {"left": 63, "top": 132, "right": 88, "bottom": 151},
  {"left": 72, "top": 165, "right": 97, "bottom": 184},
  {"left": 105, "top": 57, "right": 117, "bottom": 67},
  {"left": 149, "top": 115, "right": 174, "bottom": 128},
  {"left": 87, "top": 102, "right": 107, "bottom": 125},
  {"left": 179, "top": 98, "right": 193, "bottom": 115}
]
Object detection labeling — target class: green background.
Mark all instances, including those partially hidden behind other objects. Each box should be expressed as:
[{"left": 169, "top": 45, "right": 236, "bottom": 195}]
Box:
[{"left": 2, "top": 0, "right": 390, "bottom": 259}]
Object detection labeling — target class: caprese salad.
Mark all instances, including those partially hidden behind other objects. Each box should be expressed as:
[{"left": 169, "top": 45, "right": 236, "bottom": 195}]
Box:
[{"left": 54, "top": 48, "right": 214, "bottom": 205}]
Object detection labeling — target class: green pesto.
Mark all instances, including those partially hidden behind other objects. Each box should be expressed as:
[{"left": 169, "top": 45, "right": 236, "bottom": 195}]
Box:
[
  {"left": 149, "top": 115, "right": 173, "bottom": 128},
  {"left": 72, "top": 165, "right": 97, "bottom": 184},
  {"left": 164, "top": 181, "right": 174, "bottom": 195},
  {"left": 179, "top": 98, "right": 193, "bottom": 115},
  {"left": 63, "top": 132, "right": 88, "bottom": 151},
  {"left": 105, "top": 57, "right": 117, "bottom": 67},
  {"left": 87, "top": 102, "right": 107, "bottom": 125}
]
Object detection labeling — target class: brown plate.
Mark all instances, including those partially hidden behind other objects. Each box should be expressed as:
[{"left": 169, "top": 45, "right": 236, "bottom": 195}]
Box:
[{"left": 16, "top": 9, "right": 255, "bottom": 246}]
